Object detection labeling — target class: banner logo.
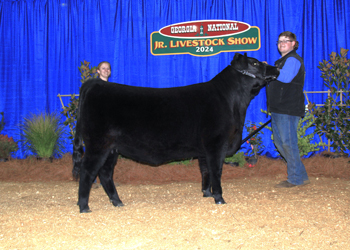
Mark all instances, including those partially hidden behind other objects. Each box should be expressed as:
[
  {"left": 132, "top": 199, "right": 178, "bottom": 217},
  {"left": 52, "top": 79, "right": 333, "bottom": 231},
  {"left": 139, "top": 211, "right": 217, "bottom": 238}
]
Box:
[{"left": 151, "top": 20, "right": 260, "bottom": 57}]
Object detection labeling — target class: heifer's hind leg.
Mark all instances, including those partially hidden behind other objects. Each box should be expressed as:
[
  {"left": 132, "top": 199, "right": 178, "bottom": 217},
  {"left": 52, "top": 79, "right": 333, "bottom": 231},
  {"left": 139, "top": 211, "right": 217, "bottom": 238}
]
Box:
[
  {"left": 198, "top": 156, "right": 212, "bottom": 197},
  {"left": 78, "top": 152, "right": 109, "bottom": 213},
  {"left": 99, "top": 149, "right": 124, "bottom": 207}
]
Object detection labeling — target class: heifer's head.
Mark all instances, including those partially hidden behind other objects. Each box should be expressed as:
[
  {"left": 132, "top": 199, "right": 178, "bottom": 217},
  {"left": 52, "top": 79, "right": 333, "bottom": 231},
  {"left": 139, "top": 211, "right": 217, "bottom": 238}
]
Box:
[{"left": 231, "top": 53, "right": 280, "bottom": 83}]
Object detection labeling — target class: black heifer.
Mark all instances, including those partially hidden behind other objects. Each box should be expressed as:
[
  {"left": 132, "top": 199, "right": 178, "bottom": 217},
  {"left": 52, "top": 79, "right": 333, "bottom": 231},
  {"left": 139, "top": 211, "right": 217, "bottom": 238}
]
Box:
[{"left": 73, "top": 53, "right": 279, "bottom": 213}]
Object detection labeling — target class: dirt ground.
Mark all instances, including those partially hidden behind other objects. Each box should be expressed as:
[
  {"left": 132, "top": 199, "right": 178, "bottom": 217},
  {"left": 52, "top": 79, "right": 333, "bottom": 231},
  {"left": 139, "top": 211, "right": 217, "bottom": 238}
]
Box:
[{"left": 0, "top": 153, "right": 349, "bottom": 249}]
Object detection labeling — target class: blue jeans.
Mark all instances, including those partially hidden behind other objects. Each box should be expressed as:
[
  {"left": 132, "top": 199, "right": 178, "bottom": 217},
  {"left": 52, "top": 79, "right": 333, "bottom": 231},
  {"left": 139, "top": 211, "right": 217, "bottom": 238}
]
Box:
[{"left": 271, "top": 112, "right": 309, "bottom": 185}]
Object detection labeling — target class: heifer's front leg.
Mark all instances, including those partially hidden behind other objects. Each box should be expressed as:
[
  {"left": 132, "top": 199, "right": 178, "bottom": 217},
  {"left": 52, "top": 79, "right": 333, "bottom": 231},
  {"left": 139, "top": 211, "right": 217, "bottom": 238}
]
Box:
[
  {"left": 206, "top": 153, "right": 226, "bottom": 205},
  {"left": 99, "top": 149, "right": 124, "bottom": 207},
  {"left": 198, "top": 156, "right": 212, "bottom": 198}
]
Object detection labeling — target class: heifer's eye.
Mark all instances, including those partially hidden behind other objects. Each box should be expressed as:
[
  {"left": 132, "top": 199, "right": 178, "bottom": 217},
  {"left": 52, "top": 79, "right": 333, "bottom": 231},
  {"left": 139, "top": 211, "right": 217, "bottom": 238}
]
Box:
[{"left": 253, "top": 63, "right": 258, "bottom": 66}]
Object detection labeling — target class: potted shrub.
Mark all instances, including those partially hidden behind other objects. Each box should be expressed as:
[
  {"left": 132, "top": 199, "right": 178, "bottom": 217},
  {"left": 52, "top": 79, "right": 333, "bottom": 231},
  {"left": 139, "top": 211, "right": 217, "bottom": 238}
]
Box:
[
  {"left": 244, "top": 121, "right": 264, "bottom": 164},
  {"left": 224, "top": 151, "right": 246, "bottom": 167},
  {"left": 261, "top": 109, "right": 326, "bottom": 157},
  {"left": 224, "top": 121, "right": 264, "bottom": 168},
  {"left": 0, "top": 112, "right": 18, "bottom": 161},
  {"left": 312, "top": 48, "right": 350, "bottom": 156},
  {"left": 0, "top": 134, "right": 18, "bottom": 161},
  {"left": 19, "top": 112, "right": 66, "bottom": 161},
  {"left": 62, "top": 60, "right": 98, "bottom": 140}
]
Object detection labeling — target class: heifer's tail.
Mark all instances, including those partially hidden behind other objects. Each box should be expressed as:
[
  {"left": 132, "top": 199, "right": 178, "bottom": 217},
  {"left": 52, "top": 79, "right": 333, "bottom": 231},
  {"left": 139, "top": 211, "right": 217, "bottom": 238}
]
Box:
[{"left": 72, "top": 90, "right": 85, "bottom": 181}]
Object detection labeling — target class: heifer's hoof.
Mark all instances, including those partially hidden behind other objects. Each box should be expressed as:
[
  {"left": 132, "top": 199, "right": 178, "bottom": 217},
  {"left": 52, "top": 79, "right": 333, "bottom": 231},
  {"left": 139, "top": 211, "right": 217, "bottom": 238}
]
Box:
[
  {"left": 80, "top": 208, "right": 92, "bottom": 213},
  {"left": 214, "top": 196, "right": 226, "bottom": 205},
  {"left": 202, "top": 190, "right": 213, "bottom": 198},
  {"left": 80, "top": 206, "right": 92, "bottom": 213},
  {"left": 215, "top": 200, "right": 226, "bottom": 205},
  {"left": 111, "top": 200, "right": 124, "bottom": 207}
]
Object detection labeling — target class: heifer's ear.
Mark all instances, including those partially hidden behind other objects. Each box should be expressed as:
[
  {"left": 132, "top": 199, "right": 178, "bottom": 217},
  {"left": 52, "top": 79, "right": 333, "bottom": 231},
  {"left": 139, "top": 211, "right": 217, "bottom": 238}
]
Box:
[
  {"left": 231, "top": 53, "right": 248, "bottom": 68},
  {"left": 243, "top": 53, "right": 248, "bottom": 65},
  {"left": 233, "top": 53, "right": 241, "bottom": 61},
  {"left": 235, "top": 53, "right": 249, "bottom": 68},
  {"left": 232, "top": 53, "right": 242, "bottom": 66}
]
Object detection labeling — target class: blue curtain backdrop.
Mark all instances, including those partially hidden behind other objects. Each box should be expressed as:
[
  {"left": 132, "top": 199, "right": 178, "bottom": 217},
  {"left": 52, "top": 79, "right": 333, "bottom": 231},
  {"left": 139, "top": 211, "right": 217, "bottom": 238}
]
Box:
[{"left": 0, "top": 0, "right": 349, "bottom": 158}]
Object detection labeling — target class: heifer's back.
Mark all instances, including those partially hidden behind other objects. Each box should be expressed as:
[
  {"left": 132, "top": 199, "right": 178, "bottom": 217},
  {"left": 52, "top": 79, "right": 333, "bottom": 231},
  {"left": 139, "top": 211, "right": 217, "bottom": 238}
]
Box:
[{"left": 78, "top": 68, "right": 238, "bottom": 165}]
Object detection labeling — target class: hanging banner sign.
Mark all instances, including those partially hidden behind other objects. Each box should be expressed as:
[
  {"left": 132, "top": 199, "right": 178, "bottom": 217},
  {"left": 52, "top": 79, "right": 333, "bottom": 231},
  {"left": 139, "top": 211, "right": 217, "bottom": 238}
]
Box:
[{"left": 150, "top": 20, "right": 261, "bottom": 57}]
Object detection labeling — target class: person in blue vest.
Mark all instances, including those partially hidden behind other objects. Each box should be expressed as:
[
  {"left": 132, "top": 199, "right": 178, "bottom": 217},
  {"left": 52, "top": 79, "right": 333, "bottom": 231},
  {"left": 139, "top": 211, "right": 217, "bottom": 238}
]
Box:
[{"left": 266, "top": 31, "right": 310, "bottom": 188}]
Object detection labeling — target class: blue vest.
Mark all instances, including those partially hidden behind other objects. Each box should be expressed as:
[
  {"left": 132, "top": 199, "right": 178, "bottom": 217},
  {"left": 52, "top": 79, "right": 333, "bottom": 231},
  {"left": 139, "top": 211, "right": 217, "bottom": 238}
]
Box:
[{"left": 267, "top": 50, "right": 305, "bottom": 117}]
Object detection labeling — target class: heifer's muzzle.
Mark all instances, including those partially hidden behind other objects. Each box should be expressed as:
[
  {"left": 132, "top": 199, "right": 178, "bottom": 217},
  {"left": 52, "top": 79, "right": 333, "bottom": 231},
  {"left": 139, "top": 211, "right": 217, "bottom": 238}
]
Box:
[{"left": 264, "top": 65, "right": 280, "bottom": 82}]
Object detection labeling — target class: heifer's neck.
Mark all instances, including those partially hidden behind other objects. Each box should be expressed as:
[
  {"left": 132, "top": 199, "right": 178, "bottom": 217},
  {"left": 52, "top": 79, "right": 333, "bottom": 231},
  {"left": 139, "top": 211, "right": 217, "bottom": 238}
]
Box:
[
  {"left": 221, "top": 66, "right": 261, "bottom": 99},
  {"left": 212, "top": 66, "right": 261, "bottom": 114}
]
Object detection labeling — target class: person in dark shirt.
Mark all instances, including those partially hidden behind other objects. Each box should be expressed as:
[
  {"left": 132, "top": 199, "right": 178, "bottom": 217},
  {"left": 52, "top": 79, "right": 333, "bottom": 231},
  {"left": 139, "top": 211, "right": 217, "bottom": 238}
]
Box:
[
  {"left": 97, "top": 61, "right": 111, "bottom": 81},
  {"left": 266, "top": 31, "right": 310, "bottom": 188},
  {"left": 92, "top": 61, "right": 111, "bottom": 189}
]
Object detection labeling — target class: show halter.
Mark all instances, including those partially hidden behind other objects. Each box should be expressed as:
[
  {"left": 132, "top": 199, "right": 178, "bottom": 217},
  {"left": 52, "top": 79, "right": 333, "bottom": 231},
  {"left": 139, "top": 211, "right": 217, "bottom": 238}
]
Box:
[
  {"left": 237, "top": 70, "right": 257, "bottom": 79},
  {"left": 233, "top": 67, "right": 267, "bottom": 81}
]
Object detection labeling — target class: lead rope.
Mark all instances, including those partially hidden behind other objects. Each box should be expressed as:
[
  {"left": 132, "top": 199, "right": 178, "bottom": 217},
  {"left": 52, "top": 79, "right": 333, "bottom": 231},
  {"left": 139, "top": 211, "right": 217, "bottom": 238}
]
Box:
[{"left": 265, "top": 81, "right": 270, "bottom": 118}]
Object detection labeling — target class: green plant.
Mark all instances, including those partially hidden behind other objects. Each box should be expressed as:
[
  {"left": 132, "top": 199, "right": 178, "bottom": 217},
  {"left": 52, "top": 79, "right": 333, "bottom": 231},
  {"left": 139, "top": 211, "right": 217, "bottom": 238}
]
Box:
[
  {"left": 312, "top": 48, "right": 350, "bottom": 154},
  {"left": 62, "top": 61, "right": 98, "bottom": 140},
  {"left": 20, "top": 112, "right": 66, "bottom": 159},
  {"left": 244, "top": 121, "right": 264, "bottom": 157},
  {"left": 0, "top": 112, "right": 19, "bottom": 159},
  {"left": 169, "top": 158, "right": 193, "bottom": 165},
  {"left": 0, "top": 134, "right": 18, "bottom": 159},
  {"left": 224, "top": 152, "right": 246, "bottom": 167},
  {"left": 78, "top": 60, "right": 98, "bottom": 84},
  {"left": 62, "top": 95, "right": 79, "bottom": 139},
  {"left": 296, "top": 110, "right": 326, "bottom": 157},
  {"left": 261, "top": 109, "right": 325, "bottom": 157}
]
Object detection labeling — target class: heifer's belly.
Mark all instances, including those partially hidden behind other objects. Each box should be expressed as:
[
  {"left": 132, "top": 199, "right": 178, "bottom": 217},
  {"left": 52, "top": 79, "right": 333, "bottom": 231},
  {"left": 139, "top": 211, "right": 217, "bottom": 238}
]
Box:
[
  {"left": 114, "top": 129, "right": 199, "bottom": 166},
  {"left": 117, "top": 141, "right": 198, "bottom": 166}
]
